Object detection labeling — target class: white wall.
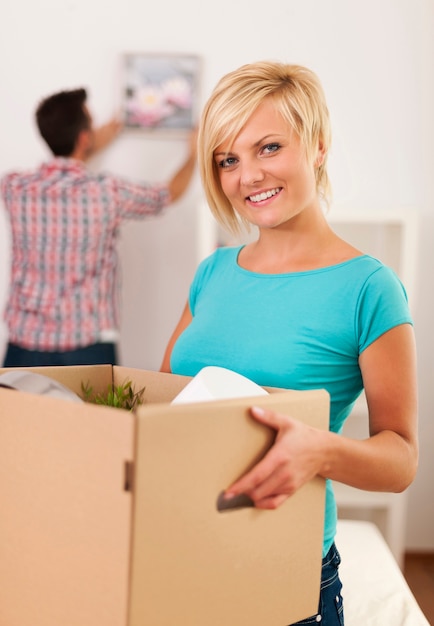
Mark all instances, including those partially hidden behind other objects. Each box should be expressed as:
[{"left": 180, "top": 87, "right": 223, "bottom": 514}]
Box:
[{"left": 1, "top": 0, "right": 433, "bottom": 550}]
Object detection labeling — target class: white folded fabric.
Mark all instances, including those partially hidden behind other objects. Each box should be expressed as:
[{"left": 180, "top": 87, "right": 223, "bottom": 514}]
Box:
[{"left": 171, "top": 366, "right": 268, "bottom": 404}]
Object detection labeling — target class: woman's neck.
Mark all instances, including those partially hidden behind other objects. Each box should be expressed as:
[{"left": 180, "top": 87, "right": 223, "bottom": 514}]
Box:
[{"left": 237, "top": 214, "right": 362, "bottom": 274}]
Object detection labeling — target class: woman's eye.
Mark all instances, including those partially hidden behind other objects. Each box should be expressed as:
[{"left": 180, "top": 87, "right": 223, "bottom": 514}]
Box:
[
  {"left": 262, "top": 142, "right": 281, "bottom": 155},
  {"left": 217, "top": 156, "right": 237, "bottom": 169}
]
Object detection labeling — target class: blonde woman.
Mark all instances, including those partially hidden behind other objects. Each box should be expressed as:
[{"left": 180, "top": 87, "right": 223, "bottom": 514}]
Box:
[{"left": 161, "top": 61, "right": 418, "bottom": 625}]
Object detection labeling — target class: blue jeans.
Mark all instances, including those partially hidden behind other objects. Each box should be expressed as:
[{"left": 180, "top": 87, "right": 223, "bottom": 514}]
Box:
[
  {"left": 2, "top": 342, "right": 118, "bottom": 367},
  {"left": 289, "top": 543, "right": 344, "bottom": 625}
]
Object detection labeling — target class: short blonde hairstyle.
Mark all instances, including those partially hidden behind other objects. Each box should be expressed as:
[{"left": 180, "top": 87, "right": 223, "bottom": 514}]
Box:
[{"left": 198, "top": 61, "right": 332, "bottom": 234}]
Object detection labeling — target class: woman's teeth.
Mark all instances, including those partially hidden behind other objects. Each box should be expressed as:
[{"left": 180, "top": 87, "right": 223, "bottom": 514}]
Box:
[{"left": 248, "top": 188, "right": 281, "bottom": 203}]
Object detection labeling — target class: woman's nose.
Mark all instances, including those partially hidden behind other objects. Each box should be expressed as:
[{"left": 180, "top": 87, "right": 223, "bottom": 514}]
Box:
[{"left": 240, "top": 160, "right": 265, "bottom": 186}]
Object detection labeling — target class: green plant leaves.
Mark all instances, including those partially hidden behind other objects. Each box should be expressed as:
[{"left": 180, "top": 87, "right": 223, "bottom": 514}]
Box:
[{"left": 81, "top": 379, "right": 146, "bottom": 411}]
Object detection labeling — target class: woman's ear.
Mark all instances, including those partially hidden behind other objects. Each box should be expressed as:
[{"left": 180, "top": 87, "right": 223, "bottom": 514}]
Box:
[{"left": 315, "top": 141, "right": 326, "bottom": 168}]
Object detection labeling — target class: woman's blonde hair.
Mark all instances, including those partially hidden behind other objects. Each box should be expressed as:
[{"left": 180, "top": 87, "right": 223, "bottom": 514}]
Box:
[{"left": 198, "top": 61, "right": 332, "bottom": 234}]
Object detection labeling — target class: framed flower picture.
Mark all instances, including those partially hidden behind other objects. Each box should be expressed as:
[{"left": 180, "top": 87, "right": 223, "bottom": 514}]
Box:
[{"left": 121, "top": 53, "right": 201, "bottom": 134}]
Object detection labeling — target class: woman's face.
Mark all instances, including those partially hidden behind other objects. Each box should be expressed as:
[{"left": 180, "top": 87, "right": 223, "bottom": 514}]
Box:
[{"left": 213, "top": 98, "right": 321, "bottom": 231}]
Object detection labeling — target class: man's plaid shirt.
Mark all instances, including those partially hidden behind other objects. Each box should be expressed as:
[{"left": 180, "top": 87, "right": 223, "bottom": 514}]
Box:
[{"left": 1, "top": 157, "right": 170, "bottom": 351}]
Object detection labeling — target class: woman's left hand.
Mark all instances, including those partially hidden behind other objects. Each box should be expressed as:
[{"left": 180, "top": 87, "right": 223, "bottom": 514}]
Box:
[{"left": 224, "top": 405, "right": 327, "bottom": 509}]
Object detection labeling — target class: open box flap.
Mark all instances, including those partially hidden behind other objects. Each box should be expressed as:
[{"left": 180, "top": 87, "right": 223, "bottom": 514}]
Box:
[
  {"left": 113, "top": 366, "right": 192, "bottom": 403},
  {"left": 0, "top": 364, "right": 114, "bottom": 397},
  {"left": 0, "top": 365, "right": 192, "bottom": 403}
]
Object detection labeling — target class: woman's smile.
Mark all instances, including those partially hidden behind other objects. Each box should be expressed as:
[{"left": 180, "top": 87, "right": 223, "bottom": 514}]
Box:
[{"left": 247, "top": 187, "right": 283, "bottom": 204}]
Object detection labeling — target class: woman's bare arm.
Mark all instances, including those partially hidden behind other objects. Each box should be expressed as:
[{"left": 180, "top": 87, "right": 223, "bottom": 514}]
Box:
[
  {"left": 224, "top": 324, "right": 418, "bottom": 509},
  {"left": 160, "top": 301, "right": 193, "bottom": 373}
]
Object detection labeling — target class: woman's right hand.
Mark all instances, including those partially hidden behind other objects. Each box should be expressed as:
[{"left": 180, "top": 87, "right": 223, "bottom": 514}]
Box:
[{"left": 223, "top": 405, "right": 329, "bottom": 509}]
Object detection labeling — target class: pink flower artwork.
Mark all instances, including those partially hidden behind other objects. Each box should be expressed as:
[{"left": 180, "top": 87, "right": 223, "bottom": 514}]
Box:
[{"left": 122, "top": 53, "right": 200, "bottom": 132}]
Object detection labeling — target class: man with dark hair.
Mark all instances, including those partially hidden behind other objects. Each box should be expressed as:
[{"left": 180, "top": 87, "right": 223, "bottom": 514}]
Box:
[
  {"left": 1, "top": 87, "right": 197, "bottom": 367},
  {"left": 36, "top": 88, "right": 91, "bottom": 157}
]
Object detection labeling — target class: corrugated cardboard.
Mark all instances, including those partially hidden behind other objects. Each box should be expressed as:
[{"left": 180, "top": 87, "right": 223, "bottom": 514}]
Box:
[{"left": 0, "top": 365, "right": 329, "bottom": 626}]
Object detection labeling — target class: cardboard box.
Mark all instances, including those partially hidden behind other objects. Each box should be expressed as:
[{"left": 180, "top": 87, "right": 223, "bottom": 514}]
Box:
[{"left": 0, "top": 365, "right": 329, "bottom": 626}]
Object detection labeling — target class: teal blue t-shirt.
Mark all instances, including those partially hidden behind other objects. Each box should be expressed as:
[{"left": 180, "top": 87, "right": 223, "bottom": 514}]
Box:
[{"left": 170, "top": 246, "right": 413, "bottom": 555}]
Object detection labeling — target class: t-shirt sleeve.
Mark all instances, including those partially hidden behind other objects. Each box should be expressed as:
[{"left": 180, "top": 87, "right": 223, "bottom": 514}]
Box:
[
  {"left": 188, "top": 252, "right": 217, "bottom": 316},
  {"left": 357, "top": 265, "right": 413, "bottom": 353}
]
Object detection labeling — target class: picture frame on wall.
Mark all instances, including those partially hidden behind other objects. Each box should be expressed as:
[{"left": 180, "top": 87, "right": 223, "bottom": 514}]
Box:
[{"left": 121, "top": 53, "right": 201, "bottom": 134}]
